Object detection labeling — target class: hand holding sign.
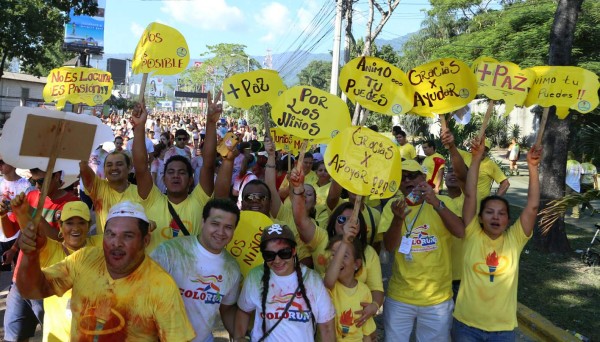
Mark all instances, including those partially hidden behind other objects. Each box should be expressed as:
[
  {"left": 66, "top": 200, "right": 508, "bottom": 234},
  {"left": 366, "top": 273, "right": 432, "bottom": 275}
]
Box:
[
  {"left": 43, "top": 67, "right": 113, "bottom": 110},
  {"left": 408, "top": 58, "right": 477, "bottom": 117},
  {"left": 339, "top": 56, "right": 414, "bottom": 116},
  {"left": 132, "top": 22, "right": 190, "bottom": 102},
  {"left": 271, "top": 86, "right": 350, "bottom": 141},
  {"left": 223, "top": 70, "right": 286, "bottom": 109},
  {"left": 324, "top": 126, "right": 402, "bottom": 199}
]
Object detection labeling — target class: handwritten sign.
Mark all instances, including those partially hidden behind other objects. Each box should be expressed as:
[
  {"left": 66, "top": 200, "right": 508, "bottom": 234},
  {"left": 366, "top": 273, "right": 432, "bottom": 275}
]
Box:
[
  {"left": 43, "top": 67, "right": 113, "bottom": 110},
  {"left": 472, "top": 57, "right": 534, "bottom": 114},
  {"left": 324, "top": 126, "right": 401, "bottom": 199},
  {"left": 224, "top": 70, "right": 287, "bottom": 109},
  {"left": 270, "top": 127, "right": 309, "bottom": 155},
  {"left": 132, "top": 22, "right": 189, "bottom": 76},
  {"left": 524, "top": 66, "right": 599, "bottom": 119},
  {"left": 225, "top": 211, "right": 273, "bottom": 277},
  {"left": 271, "top": 86, "right": 350, "bottom": 141},
  {"left": 339, "top": 56, "right": 414, "bottom": 115},
  {"left": 408, "top": 58, "right": 477, "bottom": 117}
]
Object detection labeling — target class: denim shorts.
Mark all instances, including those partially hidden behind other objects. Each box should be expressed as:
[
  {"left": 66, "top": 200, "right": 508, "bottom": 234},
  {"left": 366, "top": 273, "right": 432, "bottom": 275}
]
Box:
[{"left": 452, "top": 318, "right": 516, "bottom": 342}]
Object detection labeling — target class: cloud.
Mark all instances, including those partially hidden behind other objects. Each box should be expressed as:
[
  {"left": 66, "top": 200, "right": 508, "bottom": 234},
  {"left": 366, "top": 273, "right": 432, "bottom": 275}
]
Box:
[
  {"left": 160, "top": 0, "right": 245, "bottom": 30},
  {"left": 255, "top": 1, "right": 323, "bottom": 44},
  {"left": 130, "top": 22, "right": 145, "bottom": 37}
]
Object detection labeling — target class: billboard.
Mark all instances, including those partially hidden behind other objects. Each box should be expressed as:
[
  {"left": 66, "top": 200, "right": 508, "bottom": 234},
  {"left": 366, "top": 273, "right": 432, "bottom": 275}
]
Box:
[{"left": 63, "top": 0, "right": 105, "bottom": 54}]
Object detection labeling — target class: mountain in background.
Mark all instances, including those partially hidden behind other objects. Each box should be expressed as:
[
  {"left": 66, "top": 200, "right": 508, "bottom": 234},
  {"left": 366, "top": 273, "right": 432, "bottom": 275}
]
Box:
[{"left": 98, "top": 33, "right": 410, "bottom": 96}]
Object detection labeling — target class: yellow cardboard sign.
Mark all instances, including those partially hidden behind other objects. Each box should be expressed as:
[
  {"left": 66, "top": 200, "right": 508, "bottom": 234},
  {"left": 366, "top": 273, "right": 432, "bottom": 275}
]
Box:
[
  {"left": 271, "top": 86, "right": 350, "bottom": 141},
  {"left": 43, "top": 67, "right": 113, "bottom": 110},
  {"left": 472, "top": 57, "right": 535, "bottom": 114},
  {"left": 524, "top": 66, "right": 599, "bottom": 119},
  {"left": 132, "top": 22, "right": 190, "bottom": 76},
  {"left": 225, "top": 211, "right": 272, "bottom": 277},
  {"left": 408, "top": 58, "right": 478, "bottom": 117},
  {"left": 324, "top": 126, "right": 401, "bottom": 199},
  {"left": 270, "top": 127, "right": 309, "bottom": 154},
  {"left": 339, "top": 56, "right": 414, "bottom": 116},
  {"left": 224, "top": 70, "right": 287, "bottom": 109}
]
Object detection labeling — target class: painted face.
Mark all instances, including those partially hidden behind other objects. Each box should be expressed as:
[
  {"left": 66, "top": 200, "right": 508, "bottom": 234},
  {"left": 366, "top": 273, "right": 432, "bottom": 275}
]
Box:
[
  {"left": 61, "top": 216, "right": 90, "bottom": 250},
  {"left": 103, "top": 217, "right": 149, "bottom": 279},
  {"left": 200, "top": 208, "right": 237, "bottom": 254},
  {"left": 302, "top": 157, "right": 314, "bottom": 175},
  {"left": 334, "top": 208, "right": 353, "bottom": 235},
  {"left": 316, "top": 163, "right": 330, "bottom": 182},
  {"left": 479, "top": 199, "right": 510, "bottom": 239},
  {"left": 163, "top": 160, "right": 192, "bottom": 195},
  {"left": 241, "top": 183, "right": 270, "bottom": 216},
  {"left": 304, "top": 185, "right": 316, "bottom": 210},
  {"left": 400, "top": 171, "right": 425, "bottom": 197},
  {"left": 330, "top": 240, "right": 361, "bottom": 280},
  {"left": 104, "top": 153, "right": 130, "bottom": 183},
  {"left": 263, "top": 239, "right": 296, "bottom": 276}
]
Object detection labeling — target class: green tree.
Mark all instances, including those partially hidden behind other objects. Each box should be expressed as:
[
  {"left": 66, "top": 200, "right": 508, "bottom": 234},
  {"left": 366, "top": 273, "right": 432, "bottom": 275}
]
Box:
[
  {"left": 296, "top": 60, "right": 332, "bottom": 90},
  {"left": 0, "top": 0, "right": 97, "bottom": 79}
]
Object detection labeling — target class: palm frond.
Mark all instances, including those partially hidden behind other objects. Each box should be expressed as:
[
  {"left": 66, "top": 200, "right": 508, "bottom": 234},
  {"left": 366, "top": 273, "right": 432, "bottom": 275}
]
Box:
[{"left": 538, "top": 189, "right": 600, "bottom": 235}]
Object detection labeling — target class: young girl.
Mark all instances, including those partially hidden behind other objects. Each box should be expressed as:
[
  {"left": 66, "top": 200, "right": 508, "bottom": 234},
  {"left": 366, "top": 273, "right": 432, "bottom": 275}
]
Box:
[{"left": 324, "top": 221, "right": 376, "bottom": 341}]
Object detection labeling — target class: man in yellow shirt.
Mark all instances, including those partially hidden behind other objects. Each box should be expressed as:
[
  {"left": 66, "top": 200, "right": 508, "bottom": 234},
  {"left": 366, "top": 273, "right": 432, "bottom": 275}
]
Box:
[
  {"left": 422, "top": 139, "right": 446, "bottom": 193},
  {"left": 379, "top": 160, "right": 465, "bottom": 341},
  {"left": 16, "top": 201, "right": 196, "bottom": 341},
  {"left": 395, "top": 130, "right": 416, "bottom": 161}
]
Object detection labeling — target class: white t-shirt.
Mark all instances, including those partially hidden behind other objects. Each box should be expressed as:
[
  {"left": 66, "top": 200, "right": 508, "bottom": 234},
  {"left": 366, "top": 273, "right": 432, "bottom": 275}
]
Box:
[
  {"left": 151, "top": 158, "right": 166, "bottom": 193},
  {"left": 126, "top": 137, "right": 155, "bottom": 154},
  {"left": 150, "top": 236, "right": 242, "bottom": 342},
  {"left": 238, "top": 265, "right": 335, "bottom": 342},
  {"left": 0, "top": 177, "right": 32, "bottom": 242},
  {"left": 566, "top": 160, "right": 583, "bottom": 192}
]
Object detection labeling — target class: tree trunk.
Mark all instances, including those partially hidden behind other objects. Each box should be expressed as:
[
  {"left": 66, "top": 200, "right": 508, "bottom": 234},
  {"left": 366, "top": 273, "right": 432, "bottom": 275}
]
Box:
[
  {"left": 534, "top": 0, "right": 584, "bottom": 253},
  {"left": 0, "top": 53, "right": 8, "bottom": 81}
]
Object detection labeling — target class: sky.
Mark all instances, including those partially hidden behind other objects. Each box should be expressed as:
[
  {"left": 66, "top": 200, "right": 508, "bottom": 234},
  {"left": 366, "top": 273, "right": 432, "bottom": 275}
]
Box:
[{"left": 102, "top": 0, "right": 431, "bottom": 58}]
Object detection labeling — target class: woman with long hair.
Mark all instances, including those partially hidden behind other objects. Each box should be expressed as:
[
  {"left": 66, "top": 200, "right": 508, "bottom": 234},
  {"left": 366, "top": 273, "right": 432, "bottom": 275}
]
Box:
[{"left": 234, "top": 224, "right": 335, "bottom": 341}]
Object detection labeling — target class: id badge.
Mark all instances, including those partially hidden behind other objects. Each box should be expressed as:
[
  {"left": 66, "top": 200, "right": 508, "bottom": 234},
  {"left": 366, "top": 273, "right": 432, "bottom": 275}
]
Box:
[{"left": 398, "top": 236, "right": 413, "bottom": 255}]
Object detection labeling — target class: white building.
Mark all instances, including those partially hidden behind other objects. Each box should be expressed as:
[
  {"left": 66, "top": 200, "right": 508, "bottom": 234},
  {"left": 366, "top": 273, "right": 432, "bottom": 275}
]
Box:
[{"left": 0, "top": 72, "right": 48, "bottom": 126}]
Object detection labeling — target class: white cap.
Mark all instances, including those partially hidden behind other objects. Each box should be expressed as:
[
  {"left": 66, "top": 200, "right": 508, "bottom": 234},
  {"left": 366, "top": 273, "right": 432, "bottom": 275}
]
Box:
[{"left": 107, "top": 201, "right": 149, "bottom": 223}]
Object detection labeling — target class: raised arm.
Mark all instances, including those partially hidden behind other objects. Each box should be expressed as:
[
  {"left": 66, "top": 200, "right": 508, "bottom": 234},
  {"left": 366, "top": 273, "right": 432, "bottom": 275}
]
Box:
[
  {"left": 131, "top": 102, "right": 153, "bottom": 199},
  {"left": 16, "top": 221, "right": 55, "bottom": 299},
  {"left": 441, "top": 128, "right": 468, "bottom": 185},
  {"left": 214, "top": 151, "right": 235, "bottom": 199},
  {"left": 519, "top": 145, "right": 542, "bottom": 236},
  {"left": 264, "top": 138, "right": 282, "bottom": 217},
  {"left": 79, "top": 159, "right": 96, "bottom": 191},
  {"left": 463, "top": 137, "right": 486, "bottom": 225},
  {"left": 289, "top": 168, "right": 316, "bottom": 244},
  {"left": 326, "top": 180, "right": 342, "bottom": 211},
  {"left": 198, "top": 91, "right": 222, "bottom": 196},
  {"left": 323, "top": 221, "right": 358, "bottom": 289}
]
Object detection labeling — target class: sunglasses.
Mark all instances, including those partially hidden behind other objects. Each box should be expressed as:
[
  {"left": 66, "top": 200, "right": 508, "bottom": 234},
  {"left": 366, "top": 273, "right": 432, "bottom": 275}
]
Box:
[
  {"left": 262, "top": 247, "right": 293, "bottom": 262},
  {"left": 402, "top": 172, "right": 421, "bottom": 181},
  {"left": 29, "top": 178, "right": 44, "bottom": 186},
  {"left": 176, "top": 137, "right": 188, "bottom": 141},
  {"left": 243, "top": 193, "right": 269, "bottom": 202},
  {"left": 336, "top": 215, "right": 350, "bottom": 225}
]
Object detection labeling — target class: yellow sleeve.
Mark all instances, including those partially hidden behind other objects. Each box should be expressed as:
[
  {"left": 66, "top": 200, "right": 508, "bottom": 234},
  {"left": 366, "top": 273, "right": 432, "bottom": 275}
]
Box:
[
  {"left": 191, "top": 183, "right": 211, "bottom": 207},
  {"left": 361, "top": 246, "right": 384, "bottom": 292},
  {"left": 154, "top": 274, "right": 197, "bottom": 341},
  {"left": 375, "top": 199, "right": 395, "bottom": 241},
  {"left": 42, "top": 246, "right": 88, "bottom": 297}
]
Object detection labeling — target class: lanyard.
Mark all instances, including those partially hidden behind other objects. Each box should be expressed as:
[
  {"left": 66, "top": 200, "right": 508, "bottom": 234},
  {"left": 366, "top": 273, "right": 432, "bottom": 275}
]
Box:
[{"left": 404, "top": 201, "right": 425, "bottom": 238}]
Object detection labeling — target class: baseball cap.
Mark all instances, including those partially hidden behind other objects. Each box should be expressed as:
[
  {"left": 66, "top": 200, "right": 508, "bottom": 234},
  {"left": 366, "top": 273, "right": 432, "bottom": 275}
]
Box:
[
  {"left": 107, "top": 201, "right": 149, "bottom": 223},
  {"left": 61, "top": 201, "right": 91, "bottom": 221},
  {"left": 402, "top": 159, "right": 425, "bottom": 173},
  {"left": 260, "top": 224, "right": 296, "bottom": 248},
  {"left": 312, "top": 152, "right": 323, "bottom": 163}
]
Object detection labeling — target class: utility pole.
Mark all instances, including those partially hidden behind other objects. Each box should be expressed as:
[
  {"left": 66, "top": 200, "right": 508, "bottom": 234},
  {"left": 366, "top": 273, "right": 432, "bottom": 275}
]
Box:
[{"left": 329, "top": 0, "right": 344, "bottom": 96}]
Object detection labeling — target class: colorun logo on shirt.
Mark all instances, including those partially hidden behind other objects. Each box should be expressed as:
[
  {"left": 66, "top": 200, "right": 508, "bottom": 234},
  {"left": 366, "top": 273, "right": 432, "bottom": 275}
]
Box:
[
  {"left": 180, "top": 274, "right": 223, "bottom": 304},
  {"left": 410, "top": 224, "right": 439, "bottom": 252}
]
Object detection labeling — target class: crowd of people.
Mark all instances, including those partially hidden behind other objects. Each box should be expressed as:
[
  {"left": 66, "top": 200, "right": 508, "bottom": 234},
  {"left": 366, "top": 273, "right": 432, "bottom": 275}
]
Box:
[{"left": 0, "top": 97, "right": 551, "bottom": 341}]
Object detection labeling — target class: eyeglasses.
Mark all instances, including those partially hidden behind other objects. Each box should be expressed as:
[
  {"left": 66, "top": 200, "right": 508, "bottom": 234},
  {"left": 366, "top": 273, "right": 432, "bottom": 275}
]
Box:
[
  {"left": 29, "top": 178, "right": 44, "bottom": 186},
  {"left": 243, "top": 193, "right": 269, "bottom": 202},
  {"left": 402, "top": 172, "right": 421, "bottom": 181},
  {"left": 336, "top": 215, "right": 349, "bottom": 225},
  {"left": 262, "top": 247, "right": 293, "bottom": 262}
]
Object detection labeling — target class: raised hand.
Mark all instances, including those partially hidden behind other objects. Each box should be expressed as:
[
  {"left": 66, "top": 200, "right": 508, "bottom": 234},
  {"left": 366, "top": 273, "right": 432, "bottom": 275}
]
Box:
[
  {"left": 527, "top": 145, "right": 542, "bottom": 167},
  {"left": 130, "top": 101, "right": 147, "bottom": 128},
  {"left": 391, "top": 198, "right": 411, "bottom": 219},
  {"left": 342, "top": 220, "right": 359, "bottom": 243},
  {"left": 10, "top": 192, "right": 30, "bottom": 221},
  {"left": 289, "top": 167, "right": 305, "bottom": 188},
  {"left": 440, "top": 128, "right": 455, "bottom": 148},
  {"left": 206, "top": 90, "right": 223, "bottom": 123},
  {"left": 18, "top": 221, "right": 44, "bottom": 255},
  {"left": 470, "top": 136, "right": 486, "bottom": 159}
]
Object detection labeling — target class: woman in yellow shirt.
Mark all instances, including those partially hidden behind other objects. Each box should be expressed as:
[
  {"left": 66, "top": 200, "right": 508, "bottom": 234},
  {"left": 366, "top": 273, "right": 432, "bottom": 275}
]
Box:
[{"left": 453, "top": 137, "right": 541, "bottom": 340}]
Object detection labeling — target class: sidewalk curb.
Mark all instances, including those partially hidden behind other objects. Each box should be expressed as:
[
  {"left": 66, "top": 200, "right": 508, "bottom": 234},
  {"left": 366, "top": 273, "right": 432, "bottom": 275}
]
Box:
[{"left": 517, "top": 303, "right": 579, "bottom": 342}]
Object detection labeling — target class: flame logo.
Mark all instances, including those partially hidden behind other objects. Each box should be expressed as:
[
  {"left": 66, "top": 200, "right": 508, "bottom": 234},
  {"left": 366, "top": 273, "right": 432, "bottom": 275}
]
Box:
[
  {"left": 339, "top": 309, "right": 353, "bottom": 326},
  {"left": 486, "top": 251, "right": 500, "bottom": 267}
]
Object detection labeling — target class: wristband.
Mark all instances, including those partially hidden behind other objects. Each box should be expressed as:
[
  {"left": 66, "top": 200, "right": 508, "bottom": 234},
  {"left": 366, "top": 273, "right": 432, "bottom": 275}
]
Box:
[{"left": 292, "top": 188, "right": 305, "bottom": 196}]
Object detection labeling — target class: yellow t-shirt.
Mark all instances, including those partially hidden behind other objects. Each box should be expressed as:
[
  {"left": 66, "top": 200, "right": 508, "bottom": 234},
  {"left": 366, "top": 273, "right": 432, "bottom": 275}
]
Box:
[
  {"left": 329, "top": 281, "right": 376, "bottom": 341},
  {"left": 398, "top": 143, "right": 416, "bottom": 160},
  {"left": 85, "top": 177, "right": 141, "bottom": 233},
  {"left": 453, "top": 217, "right": 531, "bottom": 331},
  {"left": 313, "top": 181, "right": 331, "bottom": 209},
  {"left": 143, "top": 184, "right": 210, "bottom": 253},
  {"left": 304, "top": 170, "right": 318, "bottom": 187},
  {"left": 309, "top": 227, "right": 384, "bottom": 293},
  {"left": 457, "top": 150, "right": 507, "bottom": 199},
  {"left": 43, "top": 246, "right": 195, "bottom": 341},
  {"left": 274, "top": 201, "right": 311, "bottom": 261},
  {"left": 40, "top": 237, "right": 103, "bottom": 342},
  {"left": 377, "top": 195, "right": 459, "bottom": 305},
  {"left": 449, "top": 194, "right": 465, "bottom": 281}
]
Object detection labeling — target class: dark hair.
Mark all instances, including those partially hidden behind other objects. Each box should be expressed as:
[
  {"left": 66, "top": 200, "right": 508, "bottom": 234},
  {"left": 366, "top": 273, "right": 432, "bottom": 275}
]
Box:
[
  {"left": 105, "top": 151, "right": 132, "bottom": 168},
  {"left": 175, "top": 129, "right": 189, "bottom": 138},
  {"left": 326, "top": 202, "right": 368, "bottom": 254},
  {"left": 423, "top": 139, "right": 436, "bottom": 150},
  {"left": 259, "top": 241, "right": 314, "bottom": 340},
  {"left": 300, "top": 152, "right": 314, "bottom": 161},
  {"left": 368, "top": 124, "right": 379, "bottom": 132},
  {"left": 242, "top": 179, "right": 271, "bottom": 199},
  {"left": 304, "top": 184, "right": 317, "bottom": 219},
  {"left": 202, "top": 198, "right": 241, "bottom": 226},
  {"left": 138, "top": 219, "right": 150, "bottom": 237},
  {"left": 479, "top": 195, "right": 511, "bottom": 219},
  {"left": 396, "top": 130, "right": 407, "bottom": 138},
  {"left": 153, "top": 142, "right": 168, "bottom": 158},
  {"left": 164, "top": 155, "right": 193, "bottom": 177},
  {"left": 114, "top": 136, "right": 124, "bottom": 142},
  {"left": 327, "top": 234, "right": 364, "bottom": 272},
  {"left": 392, "top": 126, "right": 402, "bottom": 135}
]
